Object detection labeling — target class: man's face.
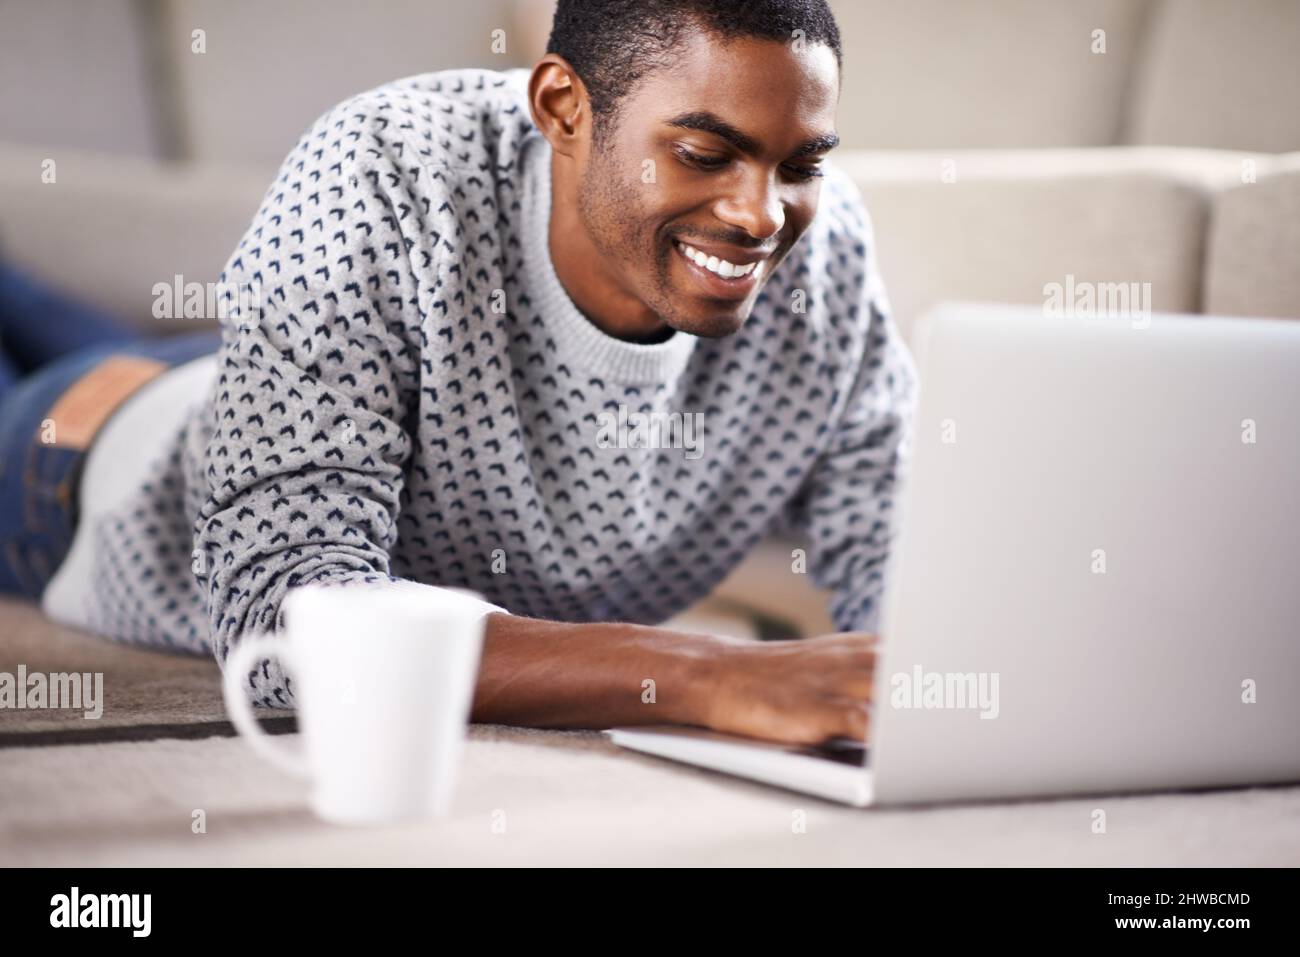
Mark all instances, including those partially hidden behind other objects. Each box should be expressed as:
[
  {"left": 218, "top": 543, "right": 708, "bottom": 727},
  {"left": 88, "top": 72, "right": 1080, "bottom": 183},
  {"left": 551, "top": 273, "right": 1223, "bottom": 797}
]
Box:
[{"left": 576, "top": 30, "right": 840, "bottom": 339}]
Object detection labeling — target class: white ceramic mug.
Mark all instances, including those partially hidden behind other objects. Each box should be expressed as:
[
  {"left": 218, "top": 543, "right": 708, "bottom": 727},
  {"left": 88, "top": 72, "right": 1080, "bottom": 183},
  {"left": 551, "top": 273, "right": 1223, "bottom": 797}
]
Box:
[{"left": 221, "top": 580, "right": 498, "bottom": 825}]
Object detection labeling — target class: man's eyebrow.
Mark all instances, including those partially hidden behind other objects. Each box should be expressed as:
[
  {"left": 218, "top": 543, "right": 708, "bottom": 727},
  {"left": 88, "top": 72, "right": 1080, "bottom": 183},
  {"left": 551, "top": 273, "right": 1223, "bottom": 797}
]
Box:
[
  {"left": 665, "top": 111, "right": 839, "bottom": 158},
  {"left": 791, "top": 132, "right": 840, "bottom": 157},
  {"left": 667, "top": 112, "right": 761, "bottom": 154}
]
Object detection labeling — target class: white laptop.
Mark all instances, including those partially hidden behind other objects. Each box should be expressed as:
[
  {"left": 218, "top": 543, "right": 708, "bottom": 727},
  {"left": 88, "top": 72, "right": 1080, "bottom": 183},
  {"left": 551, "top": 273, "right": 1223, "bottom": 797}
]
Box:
[{"left": 608, "top": 303, "right": 1300, "bottom": 806}]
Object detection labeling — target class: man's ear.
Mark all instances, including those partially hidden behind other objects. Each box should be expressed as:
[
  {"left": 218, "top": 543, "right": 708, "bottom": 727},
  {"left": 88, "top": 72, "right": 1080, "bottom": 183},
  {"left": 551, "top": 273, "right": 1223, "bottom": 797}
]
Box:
[{"left": 528, "top": 54, "right": 590, "bottom": 158}]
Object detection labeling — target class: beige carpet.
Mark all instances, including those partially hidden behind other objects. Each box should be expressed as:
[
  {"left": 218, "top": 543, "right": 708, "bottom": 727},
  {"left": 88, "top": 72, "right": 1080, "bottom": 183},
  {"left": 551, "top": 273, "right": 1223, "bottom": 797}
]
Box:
[
  {"left": 0, "top": 597, "right": 294, "bottom": 745},
  {"left": 4, "top": 723, "right": 1299, "bottom": 866},
  {"left": 5, "top": 597, "right": 1300, "bottom": 865}
]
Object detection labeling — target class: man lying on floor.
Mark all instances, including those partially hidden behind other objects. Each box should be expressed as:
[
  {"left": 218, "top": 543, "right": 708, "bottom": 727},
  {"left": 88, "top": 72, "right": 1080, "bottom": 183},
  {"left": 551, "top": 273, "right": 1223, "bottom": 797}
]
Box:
[{"left": 0, "top": 0, "right": 915, "bottom": 746}]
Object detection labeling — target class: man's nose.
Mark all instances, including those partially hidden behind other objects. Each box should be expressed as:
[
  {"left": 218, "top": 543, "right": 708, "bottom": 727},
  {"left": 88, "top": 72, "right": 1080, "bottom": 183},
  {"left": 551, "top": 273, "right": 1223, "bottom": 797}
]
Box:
[{"left": 713, "top": 169, "right": 784, "bottom": 241}]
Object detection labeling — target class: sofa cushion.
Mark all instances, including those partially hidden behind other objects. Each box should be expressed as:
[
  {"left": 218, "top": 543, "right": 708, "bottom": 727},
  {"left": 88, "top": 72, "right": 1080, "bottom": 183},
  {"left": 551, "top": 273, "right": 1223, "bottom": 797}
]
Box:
[
  {"left": 838, "top": 148, "right": 1258, "bottom": 341},
  {"left": 0, "top": 144, "right": 270, "bottom": 331},
  {"left": 1204, "top": 155, "right": 1300, "bottom": 319}
]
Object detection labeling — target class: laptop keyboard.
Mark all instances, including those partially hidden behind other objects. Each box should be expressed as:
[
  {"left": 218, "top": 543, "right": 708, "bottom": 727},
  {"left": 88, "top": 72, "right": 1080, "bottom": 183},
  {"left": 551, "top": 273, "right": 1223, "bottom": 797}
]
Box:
[{"left": 792, "top": 738, "right": 870, "bottom": 767}]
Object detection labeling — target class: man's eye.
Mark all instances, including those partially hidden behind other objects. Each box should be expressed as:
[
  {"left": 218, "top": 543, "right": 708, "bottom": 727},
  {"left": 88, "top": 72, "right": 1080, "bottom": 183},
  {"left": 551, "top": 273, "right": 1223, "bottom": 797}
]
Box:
[
  {"left": 674, "top": 146, "right": 729, "bottom": 171},
  {"left": 783, "top": 163, "right": 824, "bottom": 181}
]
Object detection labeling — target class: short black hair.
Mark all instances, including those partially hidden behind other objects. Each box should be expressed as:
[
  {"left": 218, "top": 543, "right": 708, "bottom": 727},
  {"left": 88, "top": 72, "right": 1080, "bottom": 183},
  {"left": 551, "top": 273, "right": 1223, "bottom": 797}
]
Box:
[{"left": 546, "top": 0, "right": 842, "bottom": 136}]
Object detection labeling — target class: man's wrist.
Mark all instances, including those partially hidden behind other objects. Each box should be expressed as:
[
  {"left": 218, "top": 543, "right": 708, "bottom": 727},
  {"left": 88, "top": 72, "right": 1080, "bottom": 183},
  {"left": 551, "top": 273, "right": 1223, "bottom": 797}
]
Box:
[
  {"left": 476, "top": 612, "right": 737, "bottom": 730},
  {"left": 651, "top": 628, "right": 736, "bottom": 728}
]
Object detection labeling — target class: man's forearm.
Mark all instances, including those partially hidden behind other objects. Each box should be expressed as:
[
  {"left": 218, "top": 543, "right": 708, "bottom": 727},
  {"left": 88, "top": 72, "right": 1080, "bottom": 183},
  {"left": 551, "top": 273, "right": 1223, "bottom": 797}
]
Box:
[{"left": 470, "top": 612, "right": 732, "bottom": 730}]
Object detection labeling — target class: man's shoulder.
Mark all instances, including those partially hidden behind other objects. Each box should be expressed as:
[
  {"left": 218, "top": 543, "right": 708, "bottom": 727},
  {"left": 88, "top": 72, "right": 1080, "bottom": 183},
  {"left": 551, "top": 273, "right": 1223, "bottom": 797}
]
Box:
[
  {"left": 768, "top": 161, "right": 878, "bottom": 299},
  {"left": 299, "top": 68, "right": 536, "bottom": 177},
  {"left": 741, "top": 158, "right": 886, "bottom": 361},
  {"left": 813, "top": 160, "right": 875, "bottom": 254}
]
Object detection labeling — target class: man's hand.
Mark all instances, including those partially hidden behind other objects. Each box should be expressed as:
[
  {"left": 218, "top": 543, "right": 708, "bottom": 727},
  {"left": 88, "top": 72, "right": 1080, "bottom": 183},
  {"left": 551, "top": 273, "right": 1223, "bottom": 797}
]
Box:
[
  {"left": 695, "top": 633, "right": 877, "bottom": 745},
  {"left": 472, "top": 613, "right": 876, "bottom": 746}
]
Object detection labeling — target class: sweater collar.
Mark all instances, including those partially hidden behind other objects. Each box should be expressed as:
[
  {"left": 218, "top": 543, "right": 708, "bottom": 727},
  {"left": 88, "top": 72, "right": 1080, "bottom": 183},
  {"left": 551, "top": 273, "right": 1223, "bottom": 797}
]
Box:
[{"left": 519, "top": 132, "right": 697, "bottom": 385}]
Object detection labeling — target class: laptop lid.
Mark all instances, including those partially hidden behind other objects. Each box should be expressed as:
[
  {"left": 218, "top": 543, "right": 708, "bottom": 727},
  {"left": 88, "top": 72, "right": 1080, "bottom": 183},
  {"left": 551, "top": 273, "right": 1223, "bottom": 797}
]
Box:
[{"left": 870, "top": 304, "right": 1300, "bottom": 805}]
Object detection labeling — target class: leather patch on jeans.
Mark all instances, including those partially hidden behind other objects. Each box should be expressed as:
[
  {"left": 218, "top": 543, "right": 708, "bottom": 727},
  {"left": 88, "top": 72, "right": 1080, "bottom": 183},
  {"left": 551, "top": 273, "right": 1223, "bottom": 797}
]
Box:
[{"left": 42, "top": 356, "right": 167, "bottom": 450}]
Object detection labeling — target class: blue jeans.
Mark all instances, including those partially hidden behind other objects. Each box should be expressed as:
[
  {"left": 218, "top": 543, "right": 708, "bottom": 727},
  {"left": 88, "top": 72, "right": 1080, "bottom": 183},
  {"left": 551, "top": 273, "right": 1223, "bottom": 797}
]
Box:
[
  {"left": 0, "top": 269, "right": 220, "bottom": 596},
  {"left": 0, "top": 261, "right": 142, "bottom": 385}
]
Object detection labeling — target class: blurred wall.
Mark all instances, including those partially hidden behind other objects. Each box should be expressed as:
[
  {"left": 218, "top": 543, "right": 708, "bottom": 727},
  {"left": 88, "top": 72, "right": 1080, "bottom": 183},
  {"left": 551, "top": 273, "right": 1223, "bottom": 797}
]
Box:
[
  {"left": 162, "top": 0, "right": 531, "bottom": 163},
  {"left": 1, "top": 0, "right": 1298, "bottom": 163},
  {"left": 1126, "top": 0, "right": 1300, "bottom": 153},
  {"left": 0, "top": 0, "right": 159, "bottom": 156},
  {"left": 0, "top": 0, "right": 539, "bottom": 164},
  {"left": 834, "top": 0, "right": 1148, "bottom": 150}
]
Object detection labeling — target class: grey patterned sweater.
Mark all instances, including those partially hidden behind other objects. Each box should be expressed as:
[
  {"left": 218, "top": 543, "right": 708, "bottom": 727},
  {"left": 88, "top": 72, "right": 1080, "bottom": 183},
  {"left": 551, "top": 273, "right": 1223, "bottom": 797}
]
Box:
[{"left": 75, "top": 68, "right": 917, "bottom": 707}]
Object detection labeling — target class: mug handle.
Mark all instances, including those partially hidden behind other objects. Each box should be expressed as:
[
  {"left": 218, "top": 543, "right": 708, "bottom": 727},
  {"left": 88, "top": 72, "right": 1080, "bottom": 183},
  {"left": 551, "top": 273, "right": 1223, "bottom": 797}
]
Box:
[{"left": 221, "top": 635, "right": 311, "bottom": 779}]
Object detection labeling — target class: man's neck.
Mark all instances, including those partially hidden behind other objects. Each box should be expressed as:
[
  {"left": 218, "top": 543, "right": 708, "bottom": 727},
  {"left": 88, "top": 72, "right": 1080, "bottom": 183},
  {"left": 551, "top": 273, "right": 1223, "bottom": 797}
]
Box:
[{"left": 547, "top": 162, "right": 673, "bottom": 345}]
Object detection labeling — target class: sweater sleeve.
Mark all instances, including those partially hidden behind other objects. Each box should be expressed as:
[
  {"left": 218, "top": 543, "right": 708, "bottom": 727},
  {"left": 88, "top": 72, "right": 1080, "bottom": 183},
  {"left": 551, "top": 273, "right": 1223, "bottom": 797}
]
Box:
[
  {"left": 784, "top": 193, "right": 919, "bottom": 635},
  {"left": 191, "top": 99, "right": 480, "bottom": 707}
]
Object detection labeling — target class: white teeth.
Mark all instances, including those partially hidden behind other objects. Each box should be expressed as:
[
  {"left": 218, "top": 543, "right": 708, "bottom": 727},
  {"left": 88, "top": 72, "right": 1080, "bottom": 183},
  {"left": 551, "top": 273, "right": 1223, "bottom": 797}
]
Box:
[{"left": 676, "top": 241, "right": 758, "bottom": 278}]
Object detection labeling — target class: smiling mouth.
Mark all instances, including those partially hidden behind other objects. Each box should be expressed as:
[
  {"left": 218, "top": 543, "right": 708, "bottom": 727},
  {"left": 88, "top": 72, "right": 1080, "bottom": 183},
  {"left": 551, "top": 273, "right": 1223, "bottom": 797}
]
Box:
[
  {"left": 674, "top": 240, "right": 761, "bottom": 278},
  {"left": 672, "top": 239, "right": 769, "bottom": 301}
]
